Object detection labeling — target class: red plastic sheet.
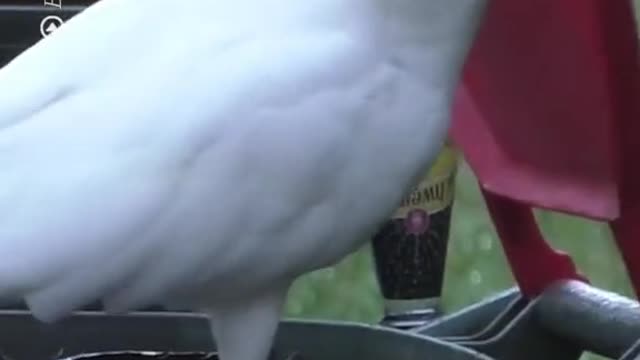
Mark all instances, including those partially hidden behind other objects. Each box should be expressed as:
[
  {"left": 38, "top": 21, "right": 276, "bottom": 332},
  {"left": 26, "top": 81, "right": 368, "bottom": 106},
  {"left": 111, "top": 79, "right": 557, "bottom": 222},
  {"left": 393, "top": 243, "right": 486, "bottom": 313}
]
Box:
[{"left": 452, "top": 0, "right": 640, "bottom": 297}]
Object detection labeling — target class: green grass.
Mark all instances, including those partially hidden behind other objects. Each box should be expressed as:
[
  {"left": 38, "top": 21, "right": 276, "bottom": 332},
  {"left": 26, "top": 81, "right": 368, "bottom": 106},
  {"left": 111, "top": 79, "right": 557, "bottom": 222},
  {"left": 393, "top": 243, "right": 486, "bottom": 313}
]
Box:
[{"left": 283, "top": 161, "right": 634, "bottom": 359}]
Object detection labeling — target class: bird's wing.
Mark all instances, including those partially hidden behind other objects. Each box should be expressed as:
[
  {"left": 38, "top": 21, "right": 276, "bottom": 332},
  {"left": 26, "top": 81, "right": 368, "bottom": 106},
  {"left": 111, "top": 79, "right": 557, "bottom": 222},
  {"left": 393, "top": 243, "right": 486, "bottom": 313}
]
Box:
[
  {"left": 0, "top": 0, "right": 140, "bottom": 129},
  {"left": 0, "top": 0, "right": 255, "bottom": 130},
  {"left": 0, "top": 0, "right": 382, "bottom": 321}
]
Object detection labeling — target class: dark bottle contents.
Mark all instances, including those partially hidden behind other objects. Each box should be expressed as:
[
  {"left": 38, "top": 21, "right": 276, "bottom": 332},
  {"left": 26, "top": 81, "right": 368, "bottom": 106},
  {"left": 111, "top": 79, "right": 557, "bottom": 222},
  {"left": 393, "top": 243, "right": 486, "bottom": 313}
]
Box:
[{"left": 371, "top": 142, "right": 457, "bottom": 330}]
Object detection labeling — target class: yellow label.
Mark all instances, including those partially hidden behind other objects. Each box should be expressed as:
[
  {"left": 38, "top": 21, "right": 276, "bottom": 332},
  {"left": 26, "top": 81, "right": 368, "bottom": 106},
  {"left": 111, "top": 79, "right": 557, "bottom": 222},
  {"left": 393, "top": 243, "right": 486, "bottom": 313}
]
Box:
[{"left": 393, "top": 143, "right": 458, "bottom": 219}]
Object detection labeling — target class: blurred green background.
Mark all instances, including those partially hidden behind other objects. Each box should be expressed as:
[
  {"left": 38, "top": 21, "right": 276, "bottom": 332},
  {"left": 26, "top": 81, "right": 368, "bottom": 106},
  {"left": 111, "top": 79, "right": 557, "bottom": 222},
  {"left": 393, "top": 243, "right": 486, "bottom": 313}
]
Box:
[
  {"left": 281, "top": 2, "right": 640, "bottom": 358},
  {"left": 284, "top": 160, "right": 634, "bottom": 359},
  {"left": 283, "top": 159, "right": 634, "bottom": 320},
  {"left": 286, "top": 162, "right": 632, "bottom": 322}
]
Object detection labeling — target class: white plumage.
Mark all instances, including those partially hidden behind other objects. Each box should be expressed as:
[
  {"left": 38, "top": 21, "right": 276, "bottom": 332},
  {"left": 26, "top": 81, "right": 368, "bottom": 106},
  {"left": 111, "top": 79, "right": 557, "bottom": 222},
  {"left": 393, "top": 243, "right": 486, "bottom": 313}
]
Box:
[{"left": 0, "top": 0, "right": 487, "bottom": 359}]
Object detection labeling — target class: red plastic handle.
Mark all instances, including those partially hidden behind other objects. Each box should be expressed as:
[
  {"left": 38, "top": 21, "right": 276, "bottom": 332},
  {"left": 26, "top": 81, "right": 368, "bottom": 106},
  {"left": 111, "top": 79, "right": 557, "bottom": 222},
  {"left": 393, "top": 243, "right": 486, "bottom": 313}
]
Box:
[
  {"left": 481, "top": 190, "right": 587, "bottom": 298},
  {"left": 606, "top": 0, "right": 640, "bottom": 299},
  {"left": 454, "top": 0, "right": 640, "bottom": 298}
]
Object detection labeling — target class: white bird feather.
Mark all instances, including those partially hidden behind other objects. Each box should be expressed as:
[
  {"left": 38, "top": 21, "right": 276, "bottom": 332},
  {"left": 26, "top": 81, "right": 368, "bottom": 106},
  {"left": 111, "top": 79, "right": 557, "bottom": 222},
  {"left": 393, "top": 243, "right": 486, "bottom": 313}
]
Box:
[{"left": 0, "top": 0, "right": 487, "bottom": 359}]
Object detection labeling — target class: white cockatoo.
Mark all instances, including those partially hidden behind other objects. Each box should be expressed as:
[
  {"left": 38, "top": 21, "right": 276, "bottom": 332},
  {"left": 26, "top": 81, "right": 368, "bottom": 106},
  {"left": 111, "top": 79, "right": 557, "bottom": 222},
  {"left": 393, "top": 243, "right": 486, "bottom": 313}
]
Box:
[{"left": 0, "top": 0, "right": 487, "bottom": 359}]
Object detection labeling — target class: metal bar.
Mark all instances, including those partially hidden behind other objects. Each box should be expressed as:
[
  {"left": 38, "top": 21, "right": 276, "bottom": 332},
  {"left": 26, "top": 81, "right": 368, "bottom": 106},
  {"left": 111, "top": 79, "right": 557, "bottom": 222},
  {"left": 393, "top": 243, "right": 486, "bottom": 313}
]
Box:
[
  {"left": 0, "top": 311, "right": 492, "bottom": 360},
  {"left": 535, "top": 280, "right": 640, "bottom": 358},
  {"left": 415, "top": 287, "right": 520, "bottom": 338},
  {"left": 620, "top": 338, "right": 640, "bottom": 360}
]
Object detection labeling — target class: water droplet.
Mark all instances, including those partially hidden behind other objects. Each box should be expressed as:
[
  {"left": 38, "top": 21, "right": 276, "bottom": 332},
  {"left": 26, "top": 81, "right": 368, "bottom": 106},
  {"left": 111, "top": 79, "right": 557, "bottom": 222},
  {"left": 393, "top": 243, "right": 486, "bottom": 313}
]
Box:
[
  {"left": 305, "top": 290, "right": 317, "bottom": 307},
  {"left": 480, "top": 233, "right": 493, "bottom": 251},
  {"left": 469, "top": 269, "right": 483, "bottom": 285},
  {"left": 365, "top": 273, "right": 378, "bottom": 288},
  {"left": 324, "top": 268, "right": 336, "bottom": 280},
  {"left": 461, "top": 238, "right": 474, "bottom": 254},
  {"left": 288, "top": 301, "right": 303, "bottom": 315}
]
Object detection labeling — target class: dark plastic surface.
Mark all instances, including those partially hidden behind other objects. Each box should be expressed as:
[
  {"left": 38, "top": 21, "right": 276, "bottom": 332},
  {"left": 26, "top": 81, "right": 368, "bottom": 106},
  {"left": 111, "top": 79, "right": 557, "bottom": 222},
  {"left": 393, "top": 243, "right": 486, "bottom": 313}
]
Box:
[
  {"left": 0, "top": 311, "right": 491, "bottom": 360},
  {"left": 620, "top": 338, "right": 640, "bottom": 360},
  {"left": 62, "top": 352, "right": 220, "bottom": 360},
  {"left": 419, "top": 282, "right": 640, "bottom": 360},
  {"left": 0, "top": 5, "right": 85, "bottom": 47},
  {"left": 416, "top": 287, "right": 519, "bottom": 338},
  {"left": 536, "top": 280, "right": 640, "bottom": 359},
  {"left": 419, "top": 288, "right": 581, "bottom": 360}
]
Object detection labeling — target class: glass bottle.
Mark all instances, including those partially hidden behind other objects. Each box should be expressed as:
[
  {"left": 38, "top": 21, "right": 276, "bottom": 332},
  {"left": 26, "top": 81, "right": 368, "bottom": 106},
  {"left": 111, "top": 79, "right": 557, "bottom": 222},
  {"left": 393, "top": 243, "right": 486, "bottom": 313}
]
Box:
[{"left": 371, "top": 139, "right": 458, "bottom": 329}]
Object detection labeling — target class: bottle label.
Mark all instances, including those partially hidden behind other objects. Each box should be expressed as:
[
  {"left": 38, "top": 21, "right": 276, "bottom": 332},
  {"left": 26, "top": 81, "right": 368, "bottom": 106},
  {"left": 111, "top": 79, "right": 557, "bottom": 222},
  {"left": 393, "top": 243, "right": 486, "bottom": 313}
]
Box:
[
  {"left": 393, "top": 173, "right": 455, "bottom": 235},
  {"left": 372, "top": 144, "right": 457, "bottom": 302}
]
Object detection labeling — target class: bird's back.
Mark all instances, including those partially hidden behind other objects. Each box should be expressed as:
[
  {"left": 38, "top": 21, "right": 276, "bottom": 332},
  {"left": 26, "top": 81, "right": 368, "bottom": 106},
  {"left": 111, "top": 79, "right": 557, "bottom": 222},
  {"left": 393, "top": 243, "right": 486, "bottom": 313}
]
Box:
[
  {"left": 0, "top": 0, "right": 485, "bottom": 326},
  {"left": 0, "top": 0, "right": 422, "bottom": 319}
]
